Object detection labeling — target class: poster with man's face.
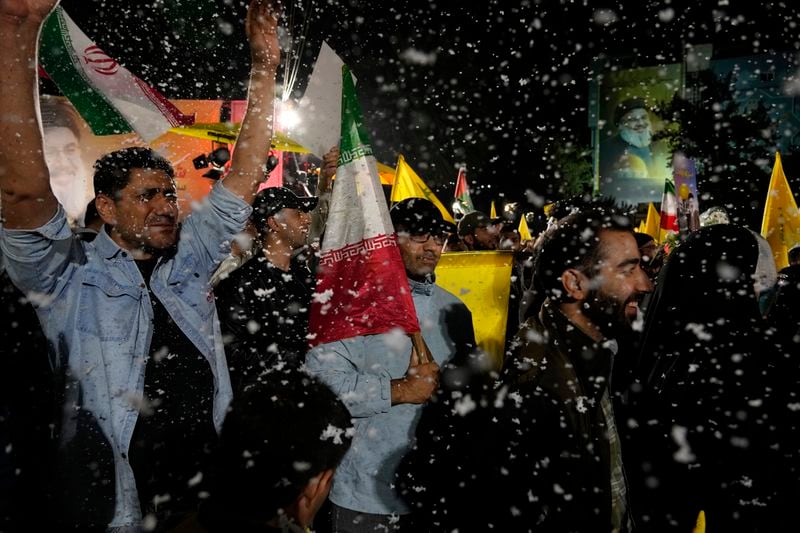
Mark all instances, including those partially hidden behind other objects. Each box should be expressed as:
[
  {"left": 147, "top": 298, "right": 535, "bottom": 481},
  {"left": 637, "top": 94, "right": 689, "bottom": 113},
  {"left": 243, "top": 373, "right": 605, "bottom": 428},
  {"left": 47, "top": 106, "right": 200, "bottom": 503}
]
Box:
[
  {"left": 38, "top": 97, "right": 240, "bottom": 224},
  {"left": 596, "top": 65, "right": 681, "bottom": 205}
]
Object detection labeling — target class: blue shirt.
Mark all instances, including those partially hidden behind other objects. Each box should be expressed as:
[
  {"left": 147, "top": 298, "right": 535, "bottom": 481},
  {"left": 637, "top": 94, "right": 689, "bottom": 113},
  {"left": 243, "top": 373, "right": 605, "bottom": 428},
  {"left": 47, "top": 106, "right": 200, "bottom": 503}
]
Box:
[
  {"left": 0, "top": 182, "right": 252, "bottom": 527},
  {"left": 305, "top": 277, "right": 473, "bottom": 515}
]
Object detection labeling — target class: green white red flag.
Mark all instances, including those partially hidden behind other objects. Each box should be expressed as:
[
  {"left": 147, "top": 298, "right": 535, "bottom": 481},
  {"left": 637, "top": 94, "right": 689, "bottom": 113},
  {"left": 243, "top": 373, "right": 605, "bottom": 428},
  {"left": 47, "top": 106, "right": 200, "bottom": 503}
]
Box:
[
  {"left": 39, "top": 7, "right": 193, "bottom": 142},
  {"left": 308, "top": 66, "right": 419, "bottom": 346},
  {"left": 659, "top": 178, "right": 679, "bottom": 242}
]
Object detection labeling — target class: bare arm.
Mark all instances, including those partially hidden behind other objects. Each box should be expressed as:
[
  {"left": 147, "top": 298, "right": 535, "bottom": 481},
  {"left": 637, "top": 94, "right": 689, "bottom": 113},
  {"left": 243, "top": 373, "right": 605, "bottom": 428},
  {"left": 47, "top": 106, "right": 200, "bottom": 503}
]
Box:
[
  {"left": 0, "top": 0, "right": 60, "bottom": 229},
  {"left": 223, "top": 0, "right": 281, "bottom": 203}
]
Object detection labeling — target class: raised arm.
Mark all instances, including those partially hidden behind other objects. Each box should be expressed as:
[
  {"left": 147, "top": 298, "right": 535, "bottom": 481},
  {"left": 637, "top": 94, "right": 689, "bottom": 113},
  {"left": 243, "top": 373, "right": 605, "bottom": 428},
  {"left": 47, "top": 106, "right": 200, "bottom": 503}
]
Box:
[
  {"left": 223, "top": 0, "right": 281, "bottom": 203},
  {"left": 0, "top": 0, "right": 60, "bottom": 229}
]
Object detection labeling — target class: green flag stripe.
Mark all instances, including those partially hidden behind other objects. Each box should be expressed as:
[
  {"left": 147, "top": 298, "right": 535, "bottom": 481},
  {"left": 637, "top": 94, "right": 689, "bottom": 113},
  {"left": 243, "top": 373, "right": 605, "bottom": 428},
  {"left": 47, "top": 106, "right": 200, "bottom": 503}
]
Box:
[
  {"left": 40, "top": 9, "right": 132, "bottom": 136},
  {"left": 338, "top": 65, "right": 372, "bottom": 165}
]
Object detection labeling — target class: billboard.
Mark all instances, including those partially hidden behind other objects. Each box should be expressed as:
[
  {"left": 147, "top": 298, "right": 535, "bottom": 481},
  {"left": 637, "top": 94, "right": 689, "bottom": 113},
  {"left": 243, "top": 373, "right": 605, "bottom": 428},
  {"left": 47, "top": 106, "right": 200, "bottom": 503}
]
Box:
[
  {"left": 595, "top": 64, "right": 682, "bottom": 205},
  {"left": 39, "top": 97, "right": 290, "bottom": 224}
]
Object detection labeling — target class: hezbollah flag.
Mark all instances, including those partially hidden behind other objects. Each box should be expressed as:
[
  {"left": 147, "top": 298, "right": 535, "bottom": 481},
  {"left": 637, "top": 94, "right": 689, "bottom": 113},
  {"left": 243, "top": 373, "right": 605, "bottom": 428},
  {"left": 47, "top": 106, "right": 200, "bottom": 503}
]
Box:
[
  {"left": 39, "top": 7, "right": 193, "bottom": 142},
  {"left": 453, "top": 167, "right": 475, "bottom": 216},
  {"left": 518, "top": 213, "right": 532, "bottom": 241},
  {"left": 644, "top": 202, "right": 661, "bottom": 241},
  {"left": 308, "top": 66, "right": 419, "bottom": 346},
  {"left": 659, "top": 179, "right": 679, "bottom": 243},
  {"left": 435, "top": 251, "right": 513, "bottom": 370},
  {"left": 761, "top": 152, "right": 800, "bottom": 270},
  {"left": 390, "top": 154, "right": 455, "bottom": 223}
]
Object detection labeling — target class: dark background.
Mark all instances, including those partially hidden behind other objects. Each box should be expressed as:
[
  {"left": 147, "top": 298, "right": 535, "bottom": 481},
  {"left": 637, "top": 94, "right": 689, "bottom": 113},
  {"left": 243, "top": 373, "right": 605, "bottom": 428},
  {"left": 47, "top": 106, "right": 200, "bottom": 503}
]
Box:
[{"left": 51, "top": 0, "right": 800, "bottom": 215}]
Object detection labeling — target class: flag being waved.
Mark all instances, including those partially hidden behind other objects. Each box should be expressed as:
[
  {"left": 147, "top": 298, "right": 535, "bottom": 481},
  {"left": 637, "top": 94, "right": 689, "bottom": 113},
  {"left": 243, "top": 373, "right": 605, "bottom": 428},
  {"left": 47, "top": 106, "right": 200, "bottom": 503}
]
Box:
[
  {"left": 518, "top": 213, "right": 532, "bottom": 241},
  {"left": 761, "top": 152, "right": 800, "bottom": 270},
  {"left": 659, "top": 179, "right": 679, "bottom": 243},
  {"left": 644, "top": 202, "right": 661, "bottom": 241},
  {"left": 39, "top": 7, "right": 193, "bottom": 142},
  {"left": 308, "top": 66, "right": 420, "bottom": 347},
  {"left": 453, "top": 167, "right": 475, "bottom": 217},
  {"left": 390, "top": 155, "right": 455, "bottom": 223}
]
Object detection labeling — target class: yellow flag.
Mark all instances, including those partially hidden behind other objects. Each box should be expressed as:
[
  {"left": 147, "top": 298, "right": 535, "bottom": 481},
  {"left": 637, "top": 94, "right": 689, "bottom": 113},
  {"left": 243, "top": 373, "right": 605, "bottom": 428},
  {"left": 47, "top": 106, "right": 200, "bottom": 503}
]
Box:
[
  {"left": 377, "top": 162, "right": 396, "bottom": 186},
  {"left": 644, "top": 202, "right": 661, "bottom": 241},
  {"left": 760, "top": 152, "right": 800, "bottom": 270},
  {"left": 636, "top": 221, "right": 646, "bottom": 233},
  {"left": 435, "top": 251, "right": 513, "bottom": 370},
  {"left": 490, "top": 201, "right": 497, "bottom": 218},
  {"left": 518, "top": 213, "right": 532, "bottom": 241},
  {"left": 692, "top": 510, "right": 706, "bottom": 533},
  {"left": 169, "top": 122, "right": 310, "bottom": 153},
  {"left": 390, "top": 154, "right": 455, "bottom": 223}
]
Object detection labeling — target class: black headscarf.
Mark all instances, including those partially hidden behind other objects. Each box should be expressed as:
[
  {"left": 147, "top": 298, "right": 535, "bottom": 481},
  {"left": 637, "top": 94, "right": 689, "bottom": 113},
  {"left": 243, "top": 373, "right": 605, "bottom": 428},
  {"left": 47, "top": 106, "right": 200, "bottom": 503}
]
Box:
[
  {"left": 640, "top": 224, "right": 764, "bottom": 392},
  {"left": 632, "top": 224, "right": 796, "bottom": 532}
]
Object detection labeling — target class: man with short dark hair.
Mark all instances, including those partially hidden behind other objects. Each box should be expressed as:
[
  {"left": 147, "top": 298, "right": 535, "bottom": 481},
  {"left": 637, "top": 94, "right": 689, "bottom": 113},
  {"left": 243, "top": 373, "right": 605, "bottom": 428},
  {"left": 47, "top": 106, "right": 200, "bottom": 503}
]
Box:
[
  {"left": 306, "top": 197, "right": 475, "bottom": 532},
  {"left": 188, "top": 369, "right": 353, "bottom": 532},
  {"left": 0, "top": 0, "right": 281, "bottom": 529},
  {"left": 216, "top": 186, "right": 318, "bottom": 392},
  {"left": 498, "top": 208, "right": 653, "bottom": 533},
  {"left": 457, "top": 210, "right": 501, "bottom": 250}
]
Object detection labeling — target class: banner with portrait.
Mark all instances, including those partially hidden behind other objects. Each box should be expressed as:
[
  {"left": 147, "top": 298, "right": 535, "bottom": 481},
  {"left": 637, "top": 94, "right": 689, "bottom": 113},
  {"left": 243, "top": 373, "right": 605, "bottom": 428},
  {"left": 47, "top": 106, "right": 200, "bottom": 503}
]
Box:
[
  {"left": 673, "top": 153, "right": 701, "bottom": 235},
  {"left": 38, "top": 96, "right": 300, "bottom": 225},
  {"left": 595, "top": 64, "right": 682, "bottom": 205}
]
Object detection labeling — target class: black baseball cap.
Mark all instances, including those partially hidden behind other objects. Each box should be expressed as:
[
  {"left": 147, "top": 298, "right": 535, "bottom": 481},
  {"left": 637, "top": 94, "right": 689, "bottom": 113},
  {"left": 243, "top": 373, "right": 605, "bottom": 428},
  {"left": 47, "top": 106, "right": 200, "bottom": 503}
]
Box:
[
  {"left": 252, "top": 187, "right": 318, "bottom": 231},
  {"left": 390, "top": 198, "right": 455, "bottom": 236},
  {"left": 457, "top": 211, "right": 502, "bottom": 237}
]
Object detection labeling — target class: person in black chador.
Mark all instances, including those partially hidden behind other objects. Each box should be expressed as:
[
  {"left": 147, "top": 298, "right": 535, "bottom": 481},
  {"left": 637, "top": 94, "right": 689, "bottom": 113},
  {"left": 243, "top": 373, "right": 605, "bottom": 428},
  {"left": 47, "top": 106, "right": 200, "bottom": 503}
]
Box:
[
  {"left": 631, "top": 224, "right": 797, "bottom": 532},
  {"left": 216, "top": 187, "right": 318, "bottom": 393}
]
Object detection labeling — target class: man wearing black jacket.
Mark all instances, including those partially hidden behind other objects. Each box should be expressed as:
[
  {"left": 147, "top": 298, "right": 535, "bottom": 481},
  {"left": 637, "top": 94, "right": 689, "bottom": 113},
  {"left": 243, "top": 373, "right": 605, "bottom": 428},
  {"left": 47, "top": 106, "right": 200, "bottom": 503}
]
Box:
[
  {"left": 216, "top": 187, "right": 317, "bottom": 393},
  {"left": 499, "top": 208, "right": 652, "bottom": 533}
]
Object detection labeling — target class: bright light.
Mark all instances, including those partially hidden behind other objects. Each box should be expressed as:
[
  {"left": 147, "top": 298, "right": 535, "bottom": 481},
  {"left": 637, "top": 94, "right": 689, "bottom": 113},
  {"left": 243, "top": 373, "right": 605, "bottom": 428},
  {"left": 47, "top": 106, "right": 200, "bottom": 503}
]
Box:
[{"left": 277, "top": 101, "right": 301, "bottom": 130}]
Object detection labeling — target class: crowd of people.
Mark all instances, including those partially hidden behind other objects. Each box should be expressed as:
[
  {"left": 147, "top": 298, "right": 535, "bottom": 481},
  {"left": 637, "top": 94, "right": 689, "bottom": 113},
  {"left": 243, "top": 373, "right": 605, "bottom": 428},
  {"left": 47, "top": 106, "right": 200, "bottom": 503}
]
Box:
[{"left": 2, "top": 1, "right": 800, "bottom": 533}]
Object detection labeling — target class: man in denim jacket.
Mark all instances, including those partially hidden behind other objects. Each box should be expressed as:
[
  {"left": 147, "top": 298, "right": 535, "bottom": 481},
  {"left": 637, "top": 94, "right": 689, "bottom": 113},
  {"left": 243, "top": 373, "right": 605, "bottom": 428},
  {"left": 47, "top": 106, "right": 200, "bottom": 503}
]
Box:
[
  {"left": 306, "top": 198, "right": 476, "bottom": 532},
  {"left": 0, "top": 0, "right": 281, "bottom": 529}
]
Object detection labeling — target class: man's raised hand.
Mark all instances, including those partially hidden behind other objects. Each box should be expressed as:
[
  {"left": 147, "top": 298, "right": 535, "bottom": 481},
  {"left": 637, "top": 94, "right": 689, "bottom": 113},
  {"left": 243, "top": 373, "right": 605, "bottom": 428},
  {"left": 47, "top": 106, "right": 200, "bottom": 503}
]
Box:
[
  {"left": 245, "top": 0, "right": 281, "bottom": 71},
  {"left": 0, "top": 0, "right": 59, "bottom": 23}
]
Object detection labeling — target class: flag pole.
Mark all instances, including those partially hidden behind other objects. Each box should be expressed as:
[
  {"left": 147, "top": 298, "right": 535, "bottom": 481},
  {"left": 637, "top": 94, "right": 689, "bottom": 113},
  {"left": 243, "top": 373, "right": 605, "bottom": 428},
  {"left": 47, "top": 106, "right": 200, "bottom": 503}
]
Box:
[{"left": 410, "top": 332, "right": 433, "bottom": 365}]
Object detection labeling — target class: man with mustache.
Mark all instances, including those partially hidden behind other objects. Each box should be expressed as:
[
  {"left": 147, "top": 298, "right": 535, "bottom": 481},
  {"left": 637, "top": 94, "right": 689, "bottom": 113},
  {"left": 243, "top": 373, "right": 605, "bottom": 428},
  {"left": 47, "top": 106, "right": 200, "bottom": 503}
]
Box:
[
  {"left": 215, "top": 186, "right": 318, "bottom": 392},
  {"left": 41, "top": 97, "right": 92, "bottom": 226},
  {"left": 306, "top": 197, "right": 475, "bottom": 532},
  {"left": 498, "top": 207, "right": 653, "bottom": 533},
  {"left": 0, "top": 0, "right": 281, "bottom": 530},
  {"left": 601, "top": 98, "right": 657, "bottom": 181}
]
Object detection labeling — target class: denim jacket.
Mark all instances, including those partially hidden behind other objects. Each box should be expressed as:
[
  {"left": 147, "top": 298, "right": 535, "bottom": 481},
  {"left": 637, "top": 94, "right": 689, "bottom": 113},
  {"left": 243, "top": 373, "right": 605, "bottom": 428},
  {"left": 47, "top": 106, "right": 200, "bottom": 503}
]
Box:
[
  {"left": 305, "top": 276, "right": 474, "bottom": 515},
  {"left": 0, "top": 183, "right": 252, "bottom": 528}
]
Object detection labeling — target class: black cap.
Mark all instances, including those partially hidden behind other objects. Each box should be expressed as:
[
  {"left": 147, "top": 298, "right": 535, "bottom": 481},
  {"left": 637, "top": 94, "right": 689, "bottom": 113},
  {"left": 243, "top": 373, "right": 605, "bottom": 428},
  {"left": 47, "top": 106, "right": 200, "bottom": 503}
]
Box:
[
  {"left": 613, "top": 97, "right": 648, "bottom": 125},
  {"left": 390, "top": 198, "right": 455, "bottom": 236},
  {"left": 252, "top": 187, "right": 318, "bottom": 230},
  {"left": 457, "top": 211, "right": 502, "bottom": 237}
]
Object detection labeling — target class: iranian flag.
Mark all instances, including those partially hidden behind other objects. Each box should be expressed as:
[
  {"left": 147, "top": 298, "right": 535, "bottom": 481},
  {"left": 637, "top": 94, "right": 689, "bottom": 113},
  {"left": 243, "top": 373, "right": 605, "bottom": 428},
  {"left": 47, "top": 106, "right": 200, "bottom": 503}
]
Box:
[
  {"left": 659, "top": 178, "right": 679, "bottom": 243},
  {"left": 39, "top": 7, "right": 193, "bottom": 142},
  {"left": 308, "top": 66, "right": 419, "bottom": 347}
]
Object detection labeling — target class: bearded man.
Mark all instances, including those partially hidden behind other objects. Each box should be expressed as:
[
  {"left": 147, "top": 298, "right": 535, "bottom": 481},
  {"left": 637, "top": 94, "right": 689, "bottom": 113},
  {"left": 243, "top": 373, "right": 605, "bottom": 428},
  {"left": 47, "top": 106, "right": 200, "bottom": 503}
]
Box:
[
  {"left": 498, "top": 207, "right": 653, "bottom": 533},
  {"left": 601, "top": 98, "right": 657, "bottom": 181}
]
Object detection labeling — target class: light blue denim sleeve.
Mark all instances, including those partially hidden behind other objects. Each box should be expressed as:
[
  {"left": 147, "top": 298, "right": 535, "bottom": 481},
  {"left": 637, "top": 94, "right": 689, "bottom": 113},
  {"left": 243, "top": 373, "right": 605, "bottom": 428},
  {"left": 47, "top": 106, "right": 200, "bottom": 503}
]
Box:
[
  {"left": 305, "top": 339, "right": 393, "bottom": 418},
  {"left": 0, "top": 205, "right": 81, "bottom": 298},
  {"left": 176, "top": 181, "right": 253, "bottom": 277}
]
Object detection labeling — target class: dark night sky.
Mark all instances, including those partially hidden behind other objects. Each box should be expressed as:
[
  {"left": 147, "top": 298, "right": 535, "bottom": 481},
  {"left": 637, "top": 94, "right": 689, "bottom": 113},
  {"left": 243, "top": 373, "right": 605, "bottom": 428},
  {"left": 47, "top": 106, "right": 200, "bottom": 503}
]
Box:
[{"left": 53, "top": 0, "right": 800, "bottom": 211}]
